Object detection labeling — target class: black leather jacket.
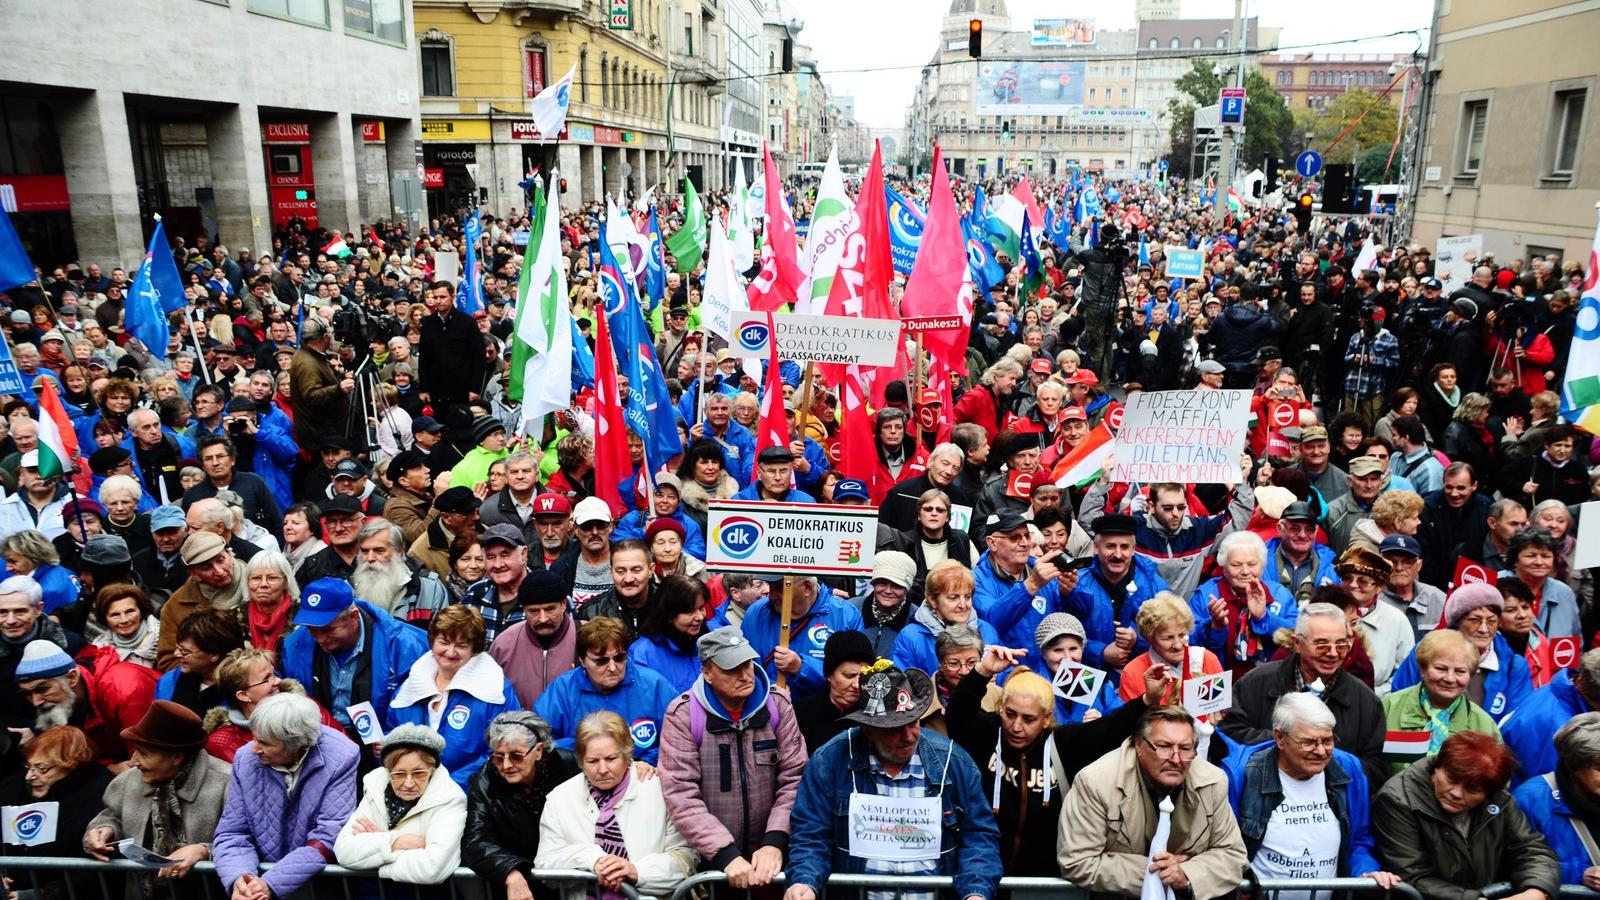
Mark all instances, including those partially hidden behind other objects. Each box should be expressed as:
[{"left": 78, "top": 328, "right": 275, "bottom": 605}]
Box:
[{"left": 462, "top": 747, "right": 581, "bottom": 900}]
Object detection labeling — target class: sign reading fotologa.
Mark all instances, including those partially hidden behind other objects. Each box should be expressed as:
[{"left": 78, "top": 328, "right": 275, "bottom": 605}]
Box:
[
  {"left": 706, "top": 500, "right": 877, "bottom": 576},
  {"left": 727, "top": 312, "right": 901, "bottom": 366}
]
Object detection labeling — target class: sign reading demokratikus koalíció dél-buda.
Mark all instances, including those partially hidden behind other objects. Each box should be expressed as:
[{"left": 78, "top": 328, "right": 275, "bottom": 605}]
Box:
[
  {"left": 705, "top": 500, "right": 878, "bottom": 576},
  {"left": 1110, "top": 389, "right": 1251, "bottom": 485}
]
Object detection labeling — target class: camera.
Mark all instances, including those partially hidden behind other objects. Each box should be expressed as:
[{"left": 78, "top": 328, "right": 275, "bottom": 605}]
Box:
[{"left": 228, "top": 417, "right": 249, "bottom": 437}]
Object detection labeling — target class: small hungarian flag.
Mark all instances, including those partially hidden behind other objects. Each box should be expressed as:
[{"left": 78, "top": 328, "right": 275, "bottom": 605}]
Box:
[
  {"left": 1052, "top": 422, "right": 1115, "bottom": 489},
  {"left": 1382, "top": 730, "right": 1431, "bottom": 761},
  {"left": 36, "top": 379, "right": 89, "bottom": 494},
  {"left": 323, "top": 237, "right": 351, "bottom": 259}
]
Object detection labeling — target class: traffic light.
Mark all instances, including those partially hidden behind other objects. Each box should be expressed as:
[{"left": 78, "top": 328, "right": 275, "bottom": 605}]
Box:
[
  {"left": 1294, "top": 192, "right": 1314, "bottom": 234},
  {"left": 1322, "top": 164, "right": 1353, "bottom": 214},
  {"left": 969, "top": 18, "right": 982, "bottom": 58},
  {"left": 1262, "top": 156, "right": 1282, "bottom": 195},
  {"left": 1001, "top": 119, "right": 1012, "bottom": 140}
]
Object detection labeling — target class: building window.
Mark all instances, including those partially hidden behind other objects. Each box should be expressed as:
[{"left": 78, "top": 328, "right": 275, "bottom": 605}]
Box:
[
  {"left": 1215, "top": 36, "right": 1225, "bottom": 48},
  {"left": 1148, "top": 37, "right": 1158, "bottom": 49},
  {"left": 248, "top": 0, "right": 327, "bottom": 26},
  {"left": 420, "top": 40, "right": 453, "bottom": 96},
  {"left": 523, "top": 43, "right": 548, "bottom": 97},
  {"left": 1276, "top": 71, "right": 1290, "bottom": 86},
  {"left": 342, "top": 0, "right": 403, "bottom": 42},
  {"left": 1192, "top": 37, "right": 1202, "bottom": 49},
  {"left": 1170, "top": 38, "right": 1179, "bottom": 48},
  {"left": 1547, "top": 88, "right": 1587, "bottom": 179},
  {"left": 1458, "top": 99, "right": 1488, "bottom": 176}
]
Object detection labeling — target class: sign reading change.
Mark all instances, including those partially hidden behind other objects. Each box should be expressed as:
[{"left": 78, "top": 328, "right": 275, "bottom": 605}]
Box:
[
  {"left": 706, "top": 500, "right": 878, "bottom": 576},
  {"left": 1110, "top": 389, "right": 1251, "bottom": 485}
]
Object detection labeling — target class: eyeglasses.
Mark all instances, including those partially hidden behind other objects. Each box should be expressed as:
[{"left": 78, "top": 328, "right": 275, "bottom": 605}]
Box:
[
  {"left": 1140, "top": 737, "right": 1197, "bottom": 761},
  {"left": 245, "top": 672, "right": 278, "bottom": 691},
  {"left": 24, "top": 764, "right": 55, "bottom": 777},
  {"left": 1459, "top": 614, "right": 1498, "bottom": 629},
  {"left": 1304, "top": 639, "right": 1354, "bottom": 653},
  {"left": 490, "top": 750, "right": 532, "bottom": 766},
  {"left": 1156, "top": 504, "right": 1188, "bottom": 513},
  {"left": 575, "top": 521, "right": 610, "bottom": 532},
  {"left": 585, "top": 652, "right": 627, "bottom": 668},
  {"left": 1287, "top": 736, "right": 1337, "bottom": 751}
]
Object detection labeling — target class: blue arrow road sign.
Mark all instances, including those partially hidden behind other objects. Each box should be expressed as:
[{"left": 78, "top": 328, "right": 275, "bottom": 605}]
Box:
[{"left": 1295, "top": 150, "right": 1323, "bottom": 178}]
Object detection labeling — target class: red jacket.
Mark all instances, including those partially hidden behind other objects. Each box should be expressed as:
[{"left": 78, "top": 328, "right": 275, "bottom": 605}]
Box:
[
  {"left": 1488, "top": 332, "right": 1556, "bottom": 395},
  {"left": 869, "top": 442, "right": 930, "bottom": 506},
  {"left": 73, "top": 645, "right": 160, "bottom": 766},
  {"left": 952, "top": 387, "right": 1012, "bottom": 441}
]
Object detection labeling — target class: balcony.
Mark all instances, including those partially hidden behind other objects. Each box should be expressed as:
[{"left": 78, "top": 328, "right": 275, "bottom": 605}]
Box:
[{"left": 673, "top": 51, "right": 723, "bottom": 92}]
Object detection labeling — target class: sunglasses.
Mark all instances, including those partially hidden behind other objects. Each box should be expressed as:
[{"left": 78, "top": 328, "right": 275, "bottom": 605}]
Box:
[{"left": 585, "top": 652, "right": 627, "bottom": 667}]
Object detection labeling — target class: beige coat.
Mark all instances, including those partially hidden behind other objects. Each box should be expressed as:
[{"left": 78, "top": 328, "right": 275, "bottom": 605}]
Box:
[
  {"left": 86, "top": 752, "right": 232, "bottom": 855},
  {"left": 1057, "top": 739, "right": 1247, "bottom": 900}
]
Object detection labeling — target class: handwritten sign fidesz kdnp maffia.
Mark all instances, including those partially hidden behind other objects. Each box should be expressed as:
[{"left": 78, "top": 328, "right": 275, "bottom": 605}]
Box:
[{"left": 1110, "top": 390, "right": 1251, "bottom": 485}]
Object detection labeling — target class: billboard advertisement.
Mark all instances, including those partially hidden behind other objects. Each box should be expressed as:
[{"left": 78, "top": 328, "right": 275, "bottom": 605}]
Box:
[
  {"left": 975, "top": 60, "right": 1086, "bottom": 115},
  {"left": 1032, "top": 18, "right": 1096, "bottom": 47}
]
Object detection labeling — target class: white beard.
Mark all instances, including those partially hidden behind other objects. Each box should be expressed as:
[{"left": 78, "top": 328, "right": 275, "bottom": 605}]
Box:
[
  {"left": 35, "top": 697, "right": 73, "bottom": 731},
  {"left": 351, "top": 559, "right": 412, "bottom": 613}
]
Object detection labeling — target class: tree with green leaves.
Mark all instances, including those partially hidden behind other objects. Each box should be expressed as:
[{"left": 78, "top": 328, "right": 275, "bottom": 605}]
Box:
[{"left": 1164, "top": 61, "right": 1294, "bottom": 180}]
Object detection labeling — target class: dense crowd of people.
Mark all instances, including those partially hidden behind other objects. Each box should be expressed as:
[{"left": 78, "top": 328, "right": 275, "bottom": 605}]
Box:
[{"left": 0, "top": 161, "right": 1597, "bottom": 900}]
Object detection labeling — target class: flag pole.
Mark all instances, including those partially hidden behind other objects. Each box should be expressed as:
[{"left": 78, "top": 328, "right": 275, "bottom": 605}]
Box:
[
  {"left": 914, "top": 333, "right": 926, "bottom": 394},
  {"left": 776, "top": 574, "right": 794, "bottom": 690},
  {"left": 188, "top": 310, "right": 215, "bottom": 385},
  {"left": 792, "top": 361, "right": 817, "bottom": 446}
]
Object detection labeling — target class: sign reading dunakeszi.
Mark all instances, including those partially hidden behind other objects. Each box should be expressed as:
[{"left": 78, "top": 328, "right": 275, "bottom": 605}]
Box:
[{"left": 706, "top": 500, "right": 878, "bottom": 576}]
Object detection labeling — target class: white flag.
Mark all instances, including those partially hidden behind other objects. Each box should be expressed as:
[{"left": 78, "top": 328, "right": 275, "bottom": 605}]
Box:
[
  {"left": 2, "top": 802, "right": 58, "bottom": 847},
  {"left": 728, "top": 162, "right": 755, "bottom": 272},
  {"left": 1561, "top": 208, "right": 1600, "bottom": 431},
  {"left": 702, "top": 218, "right": 748, "bottom": 342},
  {"left": 1141, "top": 795, "right": 1177, "bottom": 900},
  {"left": 530, "top": 65, "right": 575, "bottom": 141},
  {"left": 797, "top": 145, "right": 856, "bottom": 314},
  {"left": 514, "top": 178, "right": 574, "bottom": 428}
]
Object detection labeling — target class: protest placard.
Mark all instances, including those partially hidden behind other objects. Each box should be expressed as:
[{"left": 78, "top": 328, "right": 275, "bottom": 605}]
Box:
[
  {"left": 1574, "top": 501, "right": 1600, "bottom": 570},
  {"left": 706, "top": 500, "right": 878, "bottom": 576},
  {"left": 1164, "top": 247, "right": 1204, "bottom": 279},
  {"left": 1110, "top": 390, "right": 1251, "bottom": 484},
  {"left": 1052, "top": 662, "right": 1107, "bottom": 703},
  {"left": 728, "top": 312, "right": 901, "bottom": 366},
  {"left": 1183, "top": 670, "right": 1232, "bottom": 717}
]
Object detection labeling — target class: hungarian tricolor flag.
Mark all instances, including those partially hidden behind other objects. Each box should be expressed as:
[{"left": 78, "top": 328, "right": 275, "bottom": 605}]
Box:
[
  {"left": 1382, "top": 730, "right": 1431, "bottom": 762},
  {"left": 367, "top": 228, "right": 385, "bottom": 253},
  {"left": 1051, "top": 422, "right": 1115, "bottom": 489},
  {"left": 36, "top": 379, "right": 90, "bottom": 495},
  {"left": 323, "top": 237, "right": 351, "bottom": 259}
]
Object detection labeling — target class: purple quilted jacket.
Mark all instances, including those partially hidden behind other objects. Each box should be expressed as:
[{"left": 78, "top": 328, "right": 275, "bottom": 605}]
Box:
[{"left": 212, "top": 726, "right": 361, "bottom": 898}]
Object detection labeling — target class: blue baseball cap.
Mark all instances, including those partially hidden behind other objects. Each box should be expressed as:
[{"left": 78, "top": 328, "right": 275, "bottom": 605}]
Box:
[
  {"left": 1379, "top": 534, "right": 1422, "bottom": 558},
  {"left": 833, "top": 479, "right": 869, "bottom": 502},
  {"left": 150, "top": 505, "right": 186, "bottom": 532},
  {"left": 294, "top": 578, "right": 356, "bottom": 627}
]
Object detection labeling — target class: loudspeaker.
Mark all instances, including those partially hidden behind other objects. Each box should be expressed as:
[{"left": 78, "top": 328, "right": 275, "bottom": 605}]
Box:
[{"left": 1322, "top": 164, "right": 1353, "bottom": 214}]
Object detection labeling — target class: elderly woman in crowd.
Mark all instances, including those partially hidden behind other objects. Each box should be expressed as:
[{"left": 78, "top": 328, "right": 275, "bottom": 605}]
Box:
[
  {"left": 203, "top": 647, "right": 339, "bottom": 763},
  {"left": 1529, "top": 499, "right": 1590, "bottom": 601},
  {"left": 1389, "top": 582, "right": 1535, "bottom": 718},
  {"left": 1120, "top": 591, "right": 1224, "bottom": 705},
  {"left": 280, "top": 502, "right": 325, "bottom": 571},
  {"left": 242, "top": 550, "right": 299, "bottom": 653},
  {"left": 947, "top": 644, "right": 1172, "bottom": 876},
  {"left": 1191, "top": 530, "right": 1299, "bottom": 674},
  {"left": 334, "top": 723, "right": 467, "bottom": 884},
  {"left": 92, "top": 583, "right": 160, "bottom": 670},
  {"left": 0, "top": 726, "right": 113, "bottom": 895},
  {"left": 156, "top": 608, "right": 246, "bottom": 717},
  {"left": 98, "top": 475, "right": 153, "bottom": 556},
  {"left": 446, "top": 536, "right": 487, "bottom": 602},
  {"left": 1, "top": 530, "right": 79, "bottom": 615},
  {"left": 882, "top": 489, "right": 978, "bottom": 600},
  {"left": 1381, "top": 629, "right": 1502, "bottom": 775},
  {"left": 84, "top": 701, "right": 232, "bottom": 891},
  {"left": 535, "top": 711, "right": 698, "bottom": 898},
  {"left": 927, "top": 624, "right": 984, "bottom": 722},
  {"left": 388, "top": 605, "right": 521, "bottom": 786},
  {"left": 1374, "top": 732, "right": 1560, "bottom": 900},
  {"left": 628, "top": 574, "right": 708, "bottom": 694},
  {"left": 213, "top": 693, "right": 359, "bottom": 900},
  {"left": 1501, "top": 527, "right": 1581, "bottom": 639},
  {"left": 891, "top": 560, "right": 998, "bottom": 680},
  {"left": 536, "top": 617, "right": 678, "bottom": 765},
  {"left": 1514, "top": 712, "right": 1600, "bottom": 889},
  {"left": 1442, "top": 392, "right": 1497, "bottom": 475},
  {"left": 645, "top": 518, "right": 706, "bottom": 581},
  {"left": 674, "top": 439, "right": 738, "bottom": 533},
  {"left": 1032, "top": 612, "right": 1122, "bottom": 722},
  {"left": 463, "top": 711, "right": 582, "bottom": 900}
]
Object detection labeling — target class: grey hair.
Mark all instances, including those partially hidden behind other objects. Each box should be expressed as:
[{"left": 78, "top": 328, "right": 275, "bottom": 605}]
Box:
[
  {"left": 301, "top": 316, "right": 331, "bottom": 341},
  {"left": 928, "top": 443, "right": 964, "bottom": 465},
  {"left": 0, "top": 575, "right": 42, "bottom": 607},
  {"left": 1294, "top": 602, "right": 1348, "bottom": 638},
  {"left": 1530, "top": 499, "right": 1572, "bottom": 527},
  {"left": 485, "top": 710, "right": 556, "bottom": 755},
  {"left": 249, "top": 693, "right": 323, "bottom": 750},
  {"left": 504, "top": 451, "right": 538, "bottom": 470},
  {"left": 1555, "top": 712, "right": 1600, "bottom": 771},
  {"left": 1272, "top": 692, "right": 1337, "bottom": 734},
  {"left": 0, "top": 531, "right": 58, "bottom": 566},
  {"left": 357, "top": 518, "right": 406, "bottom": 553},
  {"left": 387, "top": 336, "right": 409, "bottom": 351},
  {"left": 1579, "top": 648, "right": 1600, "bottom": 691},
  {"left": 980, "top": 358, "right": 1024, "bottom": 386},
  {"left": 128, "top": 408, "right": 160, "bottom": 428},
  {"left": 935, "top": 622, "right": 985, "bottom": 659},
  {"left": 1215, "top": 530, "right": 1267, "bottom": 568},
  {"left": 1488, "top": 498, "right": 1526, "bottom": 522},
  {"left": 1035, "top": 380, "right": 1066, "bottom": 401},
  {"left": 193, "top": 501, "right": 235, "bottom": 533},
  {"left": 243, "top": 550, "right": 300, "bottom": 600}
]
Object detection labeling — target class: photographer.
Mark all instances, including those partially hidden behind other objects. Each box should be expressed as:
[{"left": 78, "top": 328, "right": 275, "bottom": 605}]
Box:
[
  {"left": 1067, "top": 222, "right": 1129, "bottom": 378},
  {"left": 1341, "top": 303, "right": 1401, "bottom": 424},
  {"left": 182, "top": 435, "right": 285, "bottom": 540},
  {"left": 219, "top": 396, "right": 298, "bottom": 513},
  {"left": 1487, "top": 296, "right": 1556, "bottom": 395}
]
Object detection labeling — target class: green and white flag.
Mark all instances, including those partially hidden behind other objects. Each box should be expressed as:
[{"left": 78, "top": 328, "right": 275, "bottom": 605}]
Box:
[
  {"left": 728, "top": 161, "right": 755, "bottom": 272},
  {"left": 664, "top": 177, "right": 707, "bottom": 272},
  {"left": 985, "top": 193, "right": 1025, "bottom": 264},
  {"left": 510, "top": 176, "right": 573, "bottom": 432},
  {"left": 797, "top": 145, "right": 856, "bottom": 314}
]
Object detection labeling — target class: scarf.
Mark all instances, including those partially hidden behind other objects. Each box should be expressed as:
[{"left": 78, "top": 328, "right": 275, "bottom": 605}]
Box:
[
  {"left": 110, "top": 617, "right": 152, "bottom": 653},
  {"left": 144, "top": 755, "right": 195, "bottom": 896},
  {"left": 198, "top": 559, "right": 249, "bottom": 611},
  {"left": 1433, "top": 382, "right": 1461, "bottom": 407},
  {"left": 588, "top": 770, "right": 633, "bottom": 900},
  {"left": 1216, "top": 579, "right": 1260, "bottom": 666},
  {"left": 1420, "top": 689, "right": 1466, "bottom": 755},
  {"left": 248, "top": 594, "right": 294, "bottom": 651},
  {"left": 384, "top": 784, "right": 422, "bottom": 829}
]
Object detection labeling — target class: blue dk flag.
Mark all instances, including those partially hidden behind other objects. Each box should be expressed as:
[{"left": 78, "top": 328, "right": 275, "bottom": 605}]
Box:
[
  {"left": 0, "top": 205, "right": 37, "bottom": 293},
  {"left": 126, "top": 217, "right": 187, "bottom": 355},
  {"left": 598, "top": 227, "right": 681, "bottom": 472},
  {"left": 457, "top": 214, "right": 484, "bottom": 314}
]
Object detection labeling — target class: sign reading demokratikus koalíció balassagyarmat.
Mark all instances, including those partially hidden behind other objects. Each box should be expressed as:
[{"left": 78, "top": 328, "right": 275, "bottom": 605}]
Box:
[
  {"left": 727, "top": 312, "right": 901, "bottom": 367},
  {"left": 1109, "top": 389, "right": 1251, "bottom": 485},
  {"left": 705, "top": 500, "right": 878, "bottom": 576}
]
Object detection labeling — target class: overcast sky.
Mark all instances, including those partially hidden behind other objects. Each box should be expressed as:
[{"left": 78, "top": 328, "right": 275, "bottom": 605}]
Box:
[{"left": 785, "top": 0, "right": 1434, "bottom": 130}]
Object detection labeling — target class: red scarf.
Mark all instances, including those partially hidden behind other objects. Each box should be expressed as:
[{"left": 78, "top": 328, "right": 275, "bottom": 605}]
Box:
[
  {"left": 1216, "top": 578, "right": 1260, "bottom": 670},
  {"left": 248, "top": 595, "right": 294, "bottom": 651}
]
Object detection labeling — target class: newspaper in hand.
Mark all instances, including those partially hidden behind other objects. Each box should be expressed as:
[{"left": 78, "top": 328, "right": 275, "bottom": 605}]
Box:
[{"left": 116, "top": 838, "right": 177, "bottom": 868}]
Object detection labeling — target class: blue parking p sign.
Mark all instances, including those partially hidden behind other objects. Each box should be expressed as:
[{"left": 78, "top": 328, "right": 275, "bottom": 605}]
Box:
[{"left": 1219, "top": 88, "right": 1246, "bottom": 126}]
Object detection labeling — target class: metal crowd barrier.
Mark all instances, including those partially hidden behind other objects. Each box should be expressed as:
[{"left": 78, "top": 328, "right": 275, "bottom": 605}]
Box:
[
  {"left": 667, "top": 870, "right": 1429, "bottom": 900},
  {"left": 1483, "top": 884, "right": 1600, "bottom": 899},
  {"left": 0, "top": 857, "right": 639, "bottom": 900}
]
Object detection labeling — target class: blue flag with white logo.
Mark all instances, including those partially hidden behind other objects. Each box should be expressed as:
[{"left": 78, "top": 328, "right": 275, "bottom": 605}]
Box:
[
  {"left": 643, "top": 208, "right": 666, "bottom": 311},
  {"left": 961, "top": 213, "right": 1004, "bottom": 299},
  {"left": 598, "top": 227, "right": 681, "bottom": 471},
  {"left": 1138, "top": 235, "right": 1150, "bottom": 267},
  {"left": 570, "top": 318, "right": 595, "bottom": 390},
  {"left": 1045, "top": 202, "right": 1072, "bottom": 249},
  {"left": 126, "top": 217, "right": 186, "bottom": 354},
  {"left": 884, "top": 185, "right": 927, "bottom": 277},
  {"left": 0, "top": 206, "right": 36, "bottom": 293},
  {"left": 457, "top": 214, "right": 484, "bottom": 314}
]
